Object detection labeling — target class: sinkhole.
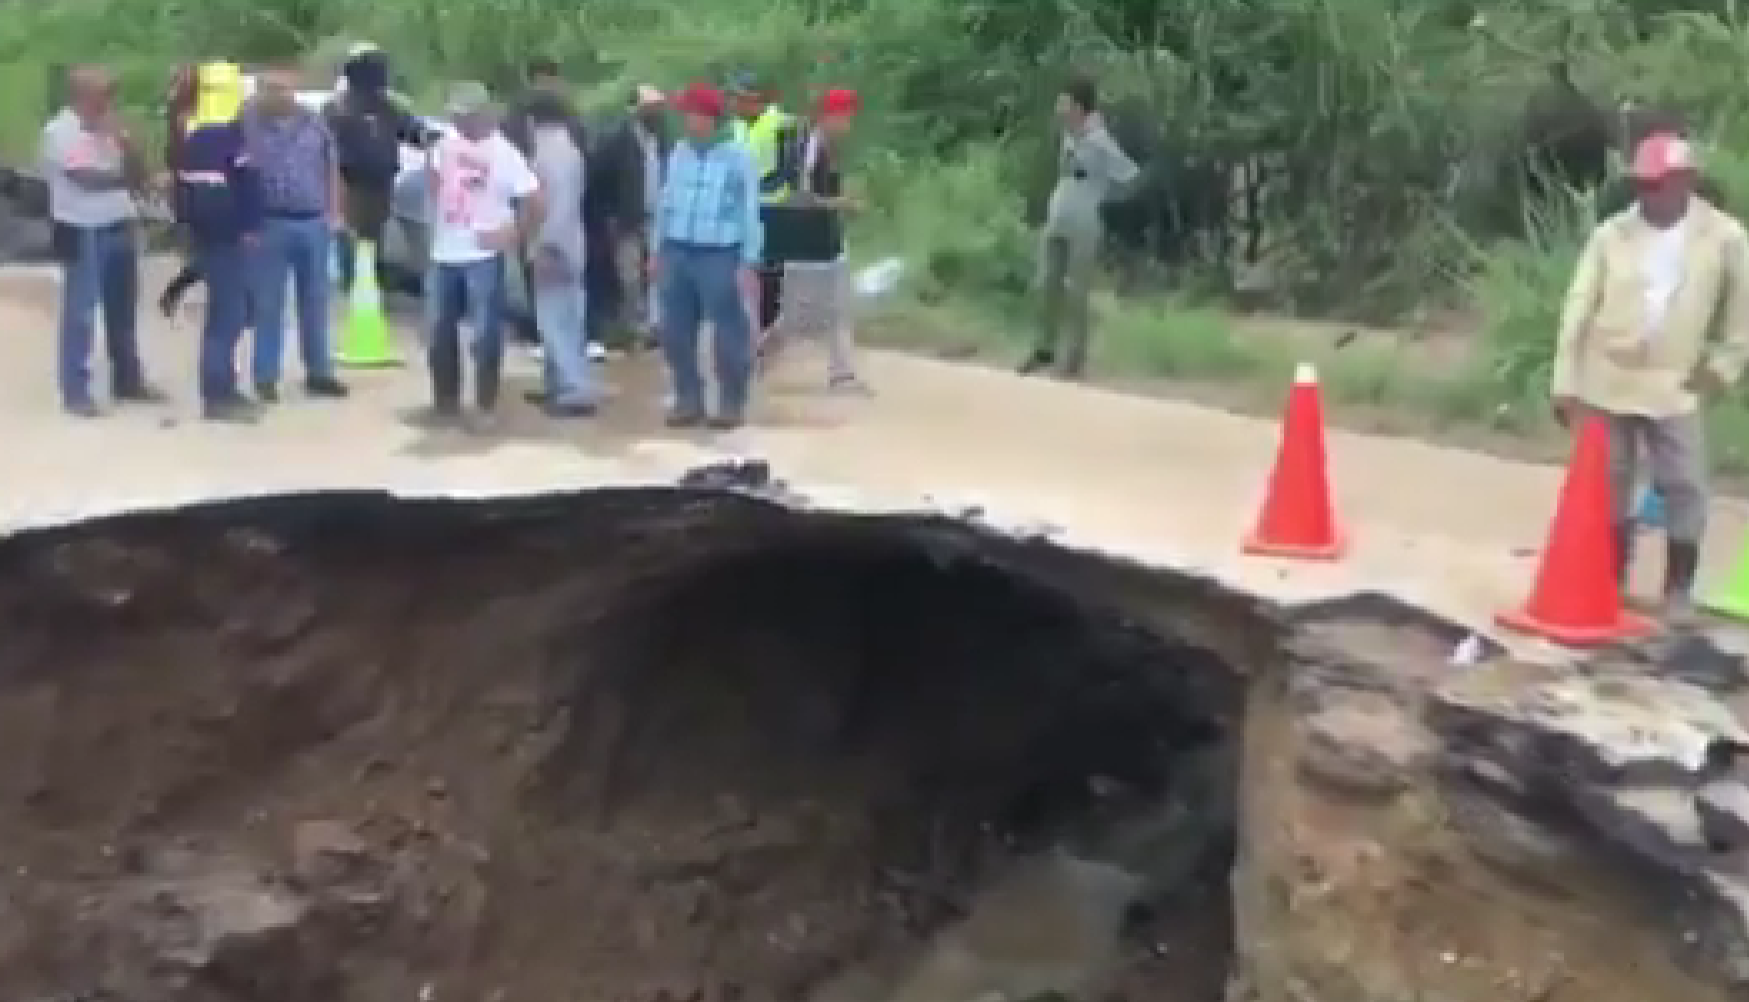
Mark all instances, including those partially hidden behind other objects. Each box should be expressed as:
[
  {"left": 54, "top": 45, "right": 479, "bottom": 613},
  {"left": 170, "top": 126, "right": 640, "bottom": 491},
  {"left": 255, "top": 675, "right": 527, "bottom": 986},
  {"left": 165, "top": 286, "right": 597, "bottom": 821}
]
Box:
[{"left": 0, "top": 483, "right": 1277, "bottom": 1002}]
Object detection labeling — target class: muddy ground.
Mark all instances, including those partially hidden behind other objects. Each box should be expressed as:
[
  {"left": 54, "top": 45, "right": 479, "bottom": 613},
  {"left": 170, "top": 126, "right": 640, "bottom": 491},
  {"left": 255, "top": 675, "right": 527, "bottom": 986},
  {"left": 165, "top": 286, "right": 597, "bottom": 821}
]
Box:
[{"left": 0, "top": 491, "right": 1245, "bottom": 1002}]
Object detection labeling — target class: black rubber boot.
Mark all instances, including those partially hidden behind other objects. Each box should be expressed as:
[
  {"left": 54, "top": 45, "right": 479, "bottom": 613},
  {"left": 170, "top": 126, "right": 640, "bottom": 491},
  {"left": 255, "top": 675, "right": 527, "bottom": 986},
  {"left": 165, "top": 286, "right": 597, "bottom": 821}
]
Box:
[
  {"left": 1664, "top": 539, "right": 1701, "bottom": 623},
  {"left": 1612, "top": 521, "right": 1636, "bottom": 591}
]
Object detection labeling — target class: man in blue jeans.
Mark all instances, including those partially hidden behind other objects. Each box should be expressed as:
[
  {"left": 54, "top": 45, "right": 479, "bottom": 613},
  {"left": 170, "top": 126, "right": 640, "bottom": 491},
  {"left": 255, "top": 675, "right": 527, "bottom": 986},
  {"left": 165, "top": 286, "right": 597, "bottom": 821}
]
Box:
[
  {"left": 41, "top": 65, "right": 165, "bottom": 417},
  {"left": 423, "top": 82, "right": 543, "bottom": 432},
  {"left": 175, "top": 61, "right": 265, "bottom": 423},
  {"left": 242, "top": 63, "right": 349, "bottom": 402},
  {"left": 654, "top": 83, "right": 763, "bottom": 429}
]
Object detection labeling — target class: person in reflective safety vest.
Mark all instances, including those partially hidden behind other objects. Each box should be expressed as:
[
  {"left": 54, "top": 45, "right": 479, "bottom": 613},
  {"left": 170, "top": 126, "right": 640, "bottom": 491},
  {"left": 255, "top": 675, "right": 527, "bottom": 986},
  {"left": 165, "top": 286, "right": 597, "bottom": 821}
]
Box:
[{"left": 727, "top": 71, "right": 801, "bottom": 335}]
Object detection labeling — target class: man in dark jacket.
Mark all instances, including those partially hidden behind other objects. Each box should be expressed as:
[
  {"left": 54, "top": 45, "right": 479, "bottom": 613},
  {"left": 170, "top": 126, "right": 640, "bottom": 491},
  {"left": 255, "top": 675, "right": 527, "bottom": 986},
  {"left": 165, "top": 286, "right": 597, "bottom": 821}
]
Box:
[
  {"left": 591, "top": 85, "right": 670, "bottom": 347},
  {"left": 175, "top": 61, "right": 264, "bottom": 423},
  {"left": 323, "top": 44, "right": 429, "bottom": 294}
]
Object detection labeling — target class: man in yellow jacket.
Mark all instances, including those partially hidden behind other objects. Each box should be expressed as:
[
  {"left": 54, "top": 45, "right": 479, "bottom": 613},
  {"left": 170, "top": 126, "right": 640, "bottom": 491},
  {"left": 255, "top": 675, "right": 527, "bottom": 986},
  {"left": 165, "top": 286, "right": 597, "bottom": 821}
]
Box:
[
  {"left": 1552, "top": 131, "right": 1749, "bottom": 619},
  {"left": 727, "top": 71, "right": 799, "bottom": 336}
]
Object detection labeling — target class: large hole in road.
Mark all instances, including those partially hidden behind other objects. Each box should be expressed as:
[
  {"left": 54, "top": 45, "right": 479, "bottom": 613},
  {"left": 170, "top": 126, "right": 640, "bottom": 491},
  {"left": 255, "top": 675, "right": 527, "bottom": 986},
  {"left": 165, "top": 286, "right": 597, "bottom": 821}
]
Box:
[{"left": 0, "top": 486, "right": 1265, "bottom": 1002}]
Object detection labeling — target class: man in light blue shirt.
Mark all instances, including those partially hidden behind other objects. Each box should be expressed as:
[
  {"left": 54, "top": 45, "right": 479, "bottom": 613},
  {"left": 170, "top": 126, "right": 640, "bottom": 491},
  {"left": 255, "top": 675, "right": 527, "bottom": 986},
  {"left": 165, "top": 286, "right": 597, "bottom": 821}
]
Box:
[{"left": 653, "top": 82, "right": 762, "bottom": 429}]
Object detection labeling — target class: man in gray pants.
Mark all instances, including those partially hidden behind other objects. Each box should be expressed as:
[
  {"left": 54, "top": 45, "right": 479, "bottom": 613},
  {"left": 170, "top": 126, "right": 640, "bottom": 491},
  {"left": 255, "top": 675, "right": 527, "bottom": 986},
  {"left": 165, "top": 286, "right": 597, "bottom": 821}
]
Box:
[
  {"left": 1551, "top": 131, "right": 1749, "bottom": 620},
  {"left": 1019, "top": 74, "right": 1139, "bottom": 379}
]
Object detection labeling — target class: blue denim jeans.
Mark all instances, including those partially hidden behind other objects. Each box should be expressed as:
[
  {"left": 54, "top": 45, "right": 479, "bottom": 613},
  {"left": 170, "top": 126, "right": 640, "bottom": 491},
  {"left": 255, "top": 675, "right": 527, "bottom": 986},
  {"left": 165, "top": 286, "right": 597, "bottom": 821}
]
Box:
[
  {"left": 533, "top": 268, "right": 594, "bottom": 406},
  {"left": 425, "top": 256, "right": 506, "bottom": 411},
  {"left": 55, "top": 221, "right": 144, "bottom": 408},
  {"left": 250, "top": 215, "right": 335, "bottom": 388},
  {"left": 194, "top": 238, "right": 251, "bottom": 405},
  {"left": 657, "top": 241, "right": 752, "bottom": 419}
]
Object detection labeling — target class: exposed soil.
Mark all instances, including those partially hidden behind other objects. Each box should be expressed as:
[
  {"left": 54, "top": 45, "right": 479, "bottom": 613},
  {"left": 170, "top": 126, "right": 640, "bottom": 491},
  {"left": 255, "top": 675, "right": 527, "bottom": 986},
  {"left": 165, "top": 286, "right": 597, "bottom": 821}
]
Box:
[{"left": 0, "top": 491, "right": 1246, "bottom": 1002}]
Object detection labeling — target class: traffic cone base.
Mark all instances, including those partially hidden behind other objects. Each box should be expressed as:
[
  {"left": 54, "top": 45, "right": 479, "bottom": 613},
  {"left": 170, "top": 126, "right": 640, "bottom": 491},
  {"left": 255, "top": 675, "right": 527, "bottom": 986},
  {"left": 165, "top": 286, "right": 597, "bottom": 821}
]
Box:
[
  {"left": 1704, "top": 591, "right": 1749, "bottom": 621},
  {"left": 1495, "top": 605, "right": 1656, "bottom": 647},
  {"left": 1703, "top": 534, "right": 1749, "bottom": 621},
  {"left": 336, "top": 239, "right": 401, "bottom": 369},
  {"left": 1243, "top": 529, "right": 1347, "bottom": 561},
  {"left": 1497, "top": 415, "right": 1653, "bottom": 647},
  {"left": 1244, "top": 363, "right": 1346, "bottom": 561}
]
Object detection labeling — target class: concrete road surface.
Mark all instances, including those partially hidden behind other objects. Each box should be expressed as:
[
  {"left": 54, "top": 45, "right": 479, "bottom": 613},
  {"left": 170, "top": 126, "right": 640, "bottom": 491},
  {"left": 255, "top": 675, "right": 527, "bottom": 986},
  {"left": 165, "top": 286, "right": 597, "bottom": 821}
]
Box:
[{"left": 1, "top": 259, "right": 1745, "bottom": 661}]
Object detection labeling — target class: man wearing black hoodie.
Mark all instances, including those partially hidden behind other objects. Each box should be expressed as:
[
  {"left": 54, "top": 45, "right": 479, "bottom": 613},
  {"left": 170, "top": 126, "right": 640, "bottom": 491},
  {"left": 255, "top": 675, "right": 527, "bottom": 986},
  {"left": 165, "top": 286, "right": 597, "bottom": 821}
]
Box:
[{"left": 323, "top": 44, "right": 430, "bottom": 294}]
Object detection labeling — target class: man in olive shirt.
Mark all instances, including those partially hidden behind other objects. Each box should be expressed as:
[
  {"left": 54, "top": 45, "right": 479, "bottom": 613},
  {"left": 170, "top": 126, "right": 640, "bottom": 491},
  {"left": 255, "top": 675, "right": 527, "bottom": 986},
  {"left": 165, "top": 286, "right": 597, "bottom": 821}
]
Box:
[
  {"left": 1020, "top": 74, "right": 1140, "bottom": 379},
  {"left": 1552, "top": 132, "right": 1749, "bottom": 620}
]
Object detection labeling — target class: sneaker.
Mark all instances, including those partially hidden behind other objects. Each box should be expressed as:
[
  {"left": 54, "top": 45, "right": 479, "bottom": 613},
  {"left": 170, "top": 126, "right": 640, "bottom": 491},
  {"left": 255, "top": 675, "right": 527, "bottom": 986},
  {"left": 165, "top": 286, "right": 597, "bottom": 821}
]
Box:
[
  {"left": 706, "top": 411, "right": 744, "bottom": 431},
  {"left": 546, "top": 400, "right": 597, "bottom": 418},
  {"left": 305, "top": 376, "right": 349, "bottom": 398},
  {"left": 65, "top": 399, "right": 104, "bottom": 419},
  {"left": 114, "top": 383, "right": 168, "bottom": 404},
  {"left": 665, "top": 409, "right": 705, "bottom": 429},
  {"left": 828, "top": 374, "right": 874, "bottom": 396},
  {"left": 202, "top": 397, "right": 261, "bottom": 423},
  {"left": 461, "top": 409, "right": 498, "bottom": 435},
  {"left": 254, "top": 383, "right": 281, "bottom": 404},
  {"left": 1018, "top": 349, "right": 1054, "bottom": 375},
  {"left": 587, "top": 342, "right": 608, "bottom": 362},
  {"left": 1662, "top": 593, "right": 1699, "bottom": 627}
]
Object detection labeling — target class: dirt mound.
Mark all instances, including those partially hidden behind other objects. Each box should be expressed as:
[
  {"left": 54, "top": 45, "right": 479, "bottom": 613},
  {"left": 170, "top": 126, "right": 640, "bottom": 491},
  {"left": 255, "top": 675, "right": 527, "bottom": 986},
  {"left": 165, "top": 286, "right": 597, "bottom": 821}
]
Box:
[{"left": 0, "top": 490, "right": 1246, "bottom": 1002}]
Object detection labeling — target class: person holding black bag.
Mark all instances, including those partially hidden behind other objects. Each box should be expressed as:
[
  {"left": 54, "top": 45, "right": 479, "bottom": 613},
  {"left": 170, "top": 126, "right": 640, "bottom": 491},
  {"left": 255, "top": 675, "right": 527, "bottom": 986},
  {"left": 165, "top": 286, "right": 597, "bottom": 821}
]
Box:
[{"left": 756, "top": 87, "right": 869, "bottom": 393}]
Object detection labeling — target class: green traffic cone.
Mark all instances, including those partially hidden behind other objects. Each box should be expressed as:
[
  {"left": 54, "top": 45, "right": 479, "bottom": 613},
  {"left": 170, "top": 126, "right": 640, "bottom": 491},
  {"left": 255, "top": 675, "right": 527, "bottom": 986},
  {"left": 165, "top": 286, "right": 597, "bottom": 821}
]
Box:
[
  {"left": 1703, "top": 532, "right": 1749, "bottom": 621},
  {"left": 336, "top": 239, "right": 400, "bottom": 368}
]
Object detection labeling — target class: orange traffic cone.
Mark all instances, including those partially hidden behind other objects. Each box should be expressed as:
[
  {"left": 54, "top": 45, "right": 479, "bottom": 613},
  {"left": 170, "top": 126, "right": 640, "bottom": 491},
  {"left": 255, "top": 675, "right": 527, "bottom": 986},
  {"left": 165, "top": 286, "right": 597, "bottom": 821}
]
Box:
[
  {"left": 1244, "top": 363, "right": 1346, "bottom": 560},
  {"left": 1497, "top": 415, "right": 1655, "bottom": 646}
]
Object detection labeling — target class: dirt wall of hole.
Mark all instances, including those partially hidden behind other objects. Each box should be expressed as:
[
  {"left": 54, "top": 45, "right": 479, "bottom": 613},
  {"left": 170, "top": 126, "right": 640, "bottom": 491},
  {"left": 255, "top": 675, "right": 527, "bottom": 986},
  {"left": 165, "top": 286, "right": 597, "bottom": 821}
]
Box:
[{"left": 0, "top": 488, "right": 1272, "bottom": 1002}]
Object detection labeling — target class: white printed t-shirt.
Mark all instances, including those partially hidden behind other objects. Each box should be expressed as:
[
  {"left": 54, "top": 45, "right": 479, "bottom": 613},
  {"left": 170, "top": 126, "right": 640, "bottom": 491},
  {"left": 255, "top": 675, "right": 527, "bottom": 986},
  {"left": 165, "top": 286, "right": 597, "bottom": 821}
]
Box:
[{"left": 428, "top": 130, "right": 539, "bottom": 265}]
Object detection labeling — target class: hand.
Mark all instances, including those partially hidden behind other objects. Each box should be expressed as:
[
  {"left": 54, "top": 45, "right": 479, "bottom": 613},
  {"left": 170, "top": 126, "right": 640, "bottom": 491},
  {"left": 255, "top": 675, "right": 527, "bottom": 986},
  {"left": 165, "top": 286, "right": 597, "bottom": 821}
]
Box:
[
  {"left": 242, "top": 231, "right": 261, "bottom": 248},
  {"left": 738, "top": 266, "right": 758, "bottom": 300},
  {"left": 328, "top": 205, "right": 347, "bottom": 231},
  {"left": 477, "top": 224, "right": 518, "bottom": 252},
  {"left": 1551, "top": 394, "right": 1580, "bottom": 428},
  {"left": 531, "top": 245, "right": 568, "bottom": 283},
  {"left": 1687, "top": 366, "right": 1726, "bottom": 397}
]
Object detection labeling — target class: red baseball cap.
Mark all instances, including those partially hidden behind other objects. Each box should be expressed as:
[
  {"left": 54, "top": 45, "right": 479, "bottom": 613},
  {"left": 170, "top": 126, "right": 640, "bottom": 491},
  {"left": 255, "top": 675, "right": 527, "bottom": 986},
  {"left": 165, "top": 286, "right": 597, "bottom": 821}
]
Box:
[
  {"left": 674, "top": 82, "right": 724, "bottom": 118},
  {"left": 819, "top": 88, "right": 860, "bottom": 117},
  {"left": 1632, "top": 132, "right": 1696, "bottom": 181}
]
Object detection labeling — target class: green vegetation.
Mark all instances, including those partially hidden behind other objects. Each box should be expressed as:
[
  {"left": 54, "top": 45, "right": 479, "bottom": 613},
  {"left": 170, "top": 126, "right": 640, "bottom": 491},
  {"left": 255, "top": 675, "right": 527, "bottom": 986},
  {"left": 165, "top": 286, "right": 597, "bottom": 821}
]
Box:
[{"left": 7, "top": 0, "right": 1749, "bottom": 473}]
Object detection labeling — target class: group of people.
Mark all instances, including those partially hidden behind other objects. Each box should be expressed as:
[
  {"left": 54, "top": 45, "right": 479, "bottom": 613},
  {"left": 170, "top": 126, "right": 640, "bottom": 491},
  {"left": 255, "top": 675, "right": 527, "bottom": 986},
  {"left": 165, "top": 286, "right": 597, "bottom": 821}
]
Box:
[{"left": 41, "top": 47, "right": 870, "bottom": 430}]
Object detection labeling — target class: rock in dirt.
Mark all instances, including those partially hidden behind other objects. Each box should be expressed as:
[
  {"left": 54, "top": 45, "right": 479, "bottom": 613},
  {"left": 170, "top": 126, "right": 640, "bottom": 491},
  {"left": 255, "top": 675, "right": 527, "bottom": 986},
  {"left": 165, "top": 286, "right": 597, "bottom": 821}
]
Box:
[
  {"left": 1698, "top": 780, "right": 1749, "bottom": 851},
  {"left": 881, "top": 849, "right": 1143, "bottom": 1002},
  {"left": 129, "top": 858, "right": 313, "bottom": 988},
  {"left": 289, "top": 819, "right": 371, "bottom": 886},
  {"left": 1296, "top": 693, "right": 1431, "bottom": 800}
]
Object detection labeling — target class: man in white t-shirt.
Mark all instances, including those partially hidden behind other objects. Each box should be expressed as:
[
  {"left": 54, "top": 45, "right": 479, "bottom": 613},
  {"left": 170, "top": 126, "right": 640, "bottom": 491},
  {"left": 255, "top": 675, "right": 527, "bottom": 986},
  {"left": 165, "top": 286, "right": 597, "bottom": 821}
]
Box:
[{"left": 423, "top": 81, "right": 543, "bottom": 430}]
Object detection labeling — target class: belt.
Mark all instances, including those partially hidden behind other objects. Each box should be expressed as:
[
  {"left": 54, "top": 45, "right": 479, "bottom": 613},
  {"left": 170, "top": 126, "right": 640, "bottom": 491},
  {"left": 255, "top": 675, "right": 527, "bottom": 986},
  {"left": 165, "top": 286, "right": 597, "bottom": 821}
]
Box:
[
  {"left": 265, "top": 209, "right": 322, "bottom": 220},
  {"left": 177, "top": 170, "right": 227, "bottom": 185}
]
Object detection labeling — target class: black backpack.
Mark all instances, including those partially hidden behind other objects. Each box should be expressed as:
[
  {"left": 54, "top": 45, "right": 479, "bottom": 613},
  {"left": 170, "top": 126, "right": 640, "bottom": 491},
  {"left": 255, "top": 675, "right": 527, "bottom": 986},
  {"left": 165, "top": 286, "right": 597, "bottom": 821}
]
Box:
[{"left": 325, "top": 94, "right": 406, "bottom": 191}]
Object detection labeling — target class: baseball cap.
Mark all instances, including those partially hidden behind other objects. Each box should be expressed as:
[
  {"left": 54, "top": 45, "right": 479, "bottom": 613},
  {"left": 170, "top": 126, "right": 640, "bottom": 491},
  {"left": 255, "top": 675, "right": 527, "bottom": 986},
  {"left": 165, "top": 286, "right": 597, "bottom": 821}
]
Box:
[
  {"left": 1632, "top": 133, "right": 1696, "bottom": 181},
  {"left": 674, "top": 82, "right": 724, "bottom": 118},
  {"left": 634, "top": 84, "right": 665, "bottom": 107},
  {"left": 446, "top": 80, "right": 492, "bottom": 116},
  {"left": 725, "top": 70, "right": 762, "bottom": 97}
]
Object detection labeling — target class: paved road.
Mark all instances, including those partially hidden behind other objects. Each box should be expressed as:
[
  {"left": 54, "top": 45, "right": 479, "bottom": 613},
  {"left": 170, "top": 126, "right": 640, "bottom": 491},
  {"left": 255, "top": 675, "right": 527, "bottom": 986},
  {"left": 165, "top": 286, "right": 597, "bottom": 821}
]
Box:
[{"left": 3, "top": 260, "right": 1746, "bottom": 658}]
